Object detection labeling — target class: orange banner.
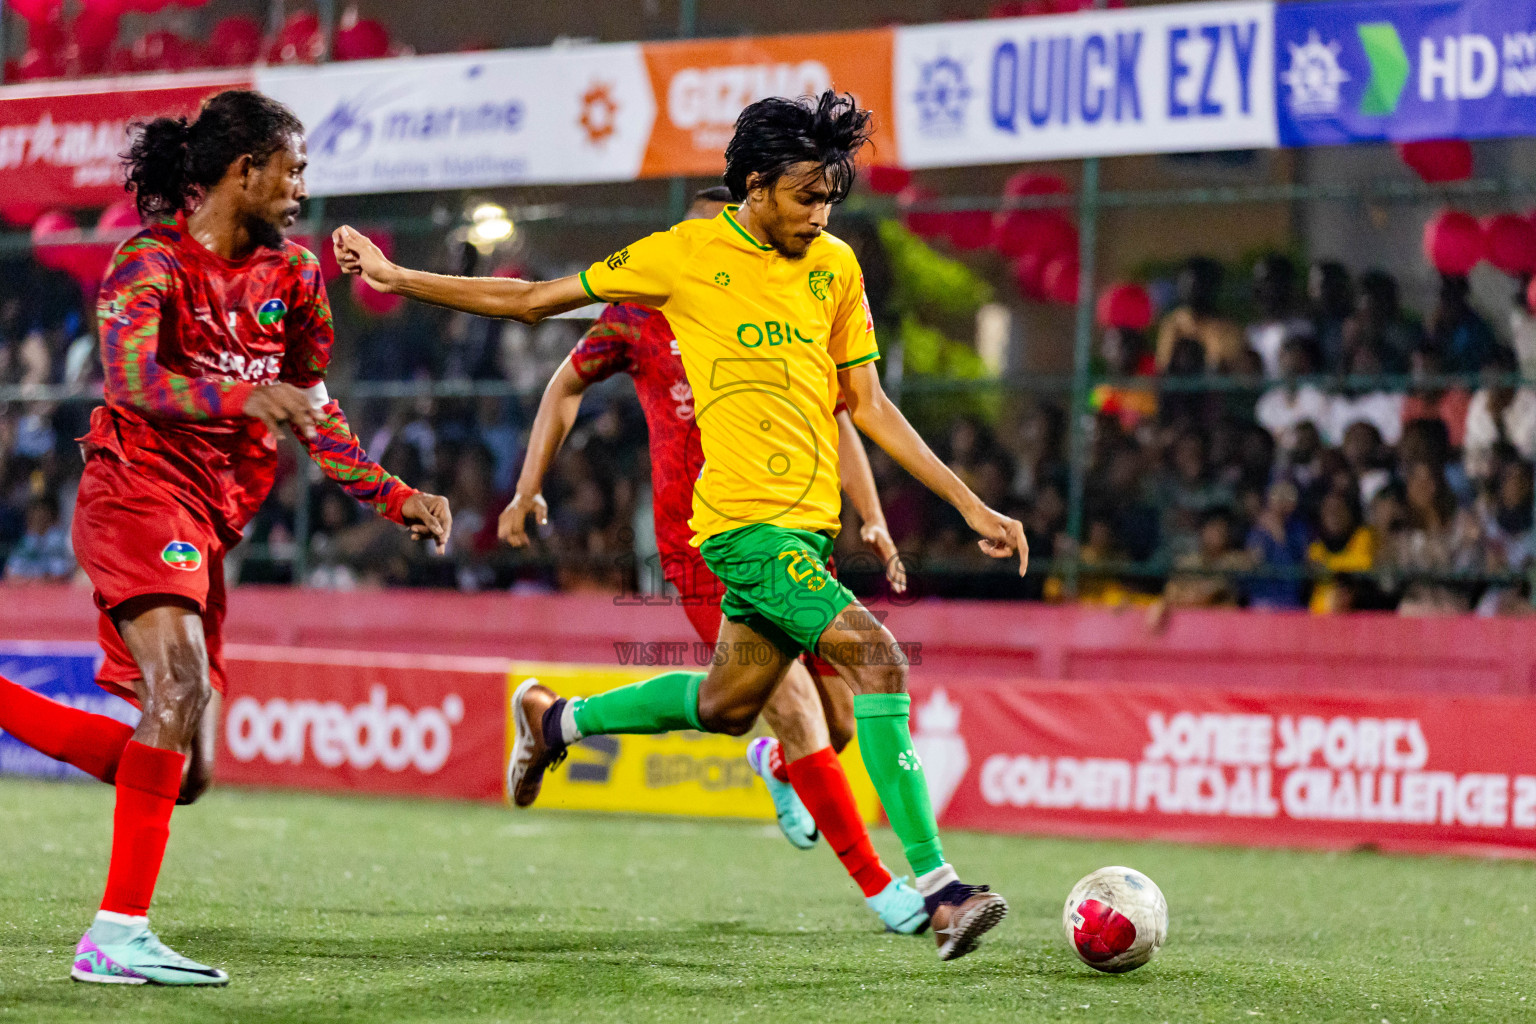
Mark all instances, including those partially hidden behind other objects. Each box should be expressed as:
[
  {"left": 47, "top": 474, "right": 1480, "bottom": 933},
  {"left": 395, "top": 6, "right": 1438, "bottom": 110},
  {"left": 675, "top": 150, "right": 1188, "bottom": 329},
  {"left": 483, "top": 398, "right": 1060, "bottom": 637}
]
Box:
[{"left": 639, "top": 29, "right": 895, "bottom": 179}]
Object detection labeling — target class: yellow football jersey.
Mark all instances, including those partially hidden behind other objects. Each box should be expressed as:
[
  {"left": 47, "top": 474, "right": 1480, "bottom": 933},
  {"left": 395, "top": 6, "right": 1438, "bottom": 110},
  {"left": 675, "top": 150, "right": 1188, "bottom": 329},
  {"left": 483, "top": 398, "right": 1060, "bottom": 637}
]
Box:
[{"left": 581, "top": 206, "right": 879, "bottom": 545}]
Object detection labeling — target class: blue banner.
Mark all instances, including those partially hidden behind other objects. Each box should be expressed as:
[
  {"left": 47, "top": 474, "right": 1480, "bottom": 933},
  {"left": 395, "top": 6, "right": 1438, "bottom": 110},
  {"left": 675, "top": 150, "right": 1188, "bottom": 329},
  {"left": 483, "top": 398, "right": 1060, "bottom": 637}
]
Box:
[
  {"left": 1277, "top": 0, "right": 1536, "bottom": 147},
  {"left": 0, "top": 643, "right": 138, "bottom": 782}
]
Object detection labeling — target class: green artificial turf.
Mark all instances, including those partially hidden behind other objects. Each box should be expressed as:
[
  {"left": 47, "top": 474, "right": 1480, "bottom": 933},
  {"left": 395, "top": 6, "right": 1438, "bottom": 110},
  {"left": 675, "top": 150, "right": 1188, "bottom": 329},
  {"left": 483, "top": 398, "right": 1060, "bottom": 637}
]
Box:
[{"left": 0, "top": 777, "right": 1531, "bottom": 1023}]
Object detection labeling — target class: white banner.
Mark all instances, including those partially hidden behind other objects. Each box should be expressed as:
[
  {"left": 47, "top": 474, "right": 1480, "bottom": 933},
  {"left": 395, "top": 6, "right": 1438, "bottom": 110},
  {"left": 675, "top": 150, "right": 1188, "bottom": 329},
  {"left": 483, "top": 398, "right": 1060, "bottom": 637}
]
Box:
[
  {"left": 256, "top": 46, "right": 656, "bottom": 196},
  {"left": 894, "top": 1, "right": 1277, "bottom": 168}
]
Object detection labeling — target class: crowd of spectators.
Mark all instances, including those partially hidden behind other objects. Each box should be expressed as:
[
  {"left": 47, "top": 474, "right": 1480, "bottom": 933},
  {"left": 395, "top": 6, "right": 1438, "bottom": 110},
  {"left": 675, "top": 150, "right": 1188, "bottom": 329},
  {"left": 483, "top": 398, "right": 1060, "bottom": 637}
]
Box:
[
  {"left": 1, "top": 237, "right": 1533, "bottom": 616},
  {"left": 1009, "top": 254, "right": 1536, "bottom": 615}
]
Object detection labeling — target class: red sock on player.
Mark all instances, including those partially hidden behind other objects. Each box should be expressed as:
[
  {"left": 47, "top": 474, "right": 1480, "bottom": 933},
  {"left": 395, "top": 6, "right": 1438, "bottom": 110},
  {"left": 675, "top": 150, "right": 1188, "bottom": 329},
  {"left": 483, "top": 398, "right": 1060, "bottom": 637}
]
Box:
[
  {"left": 0, "top": 673, "right": 134, "bottom": 783},
  {"left": 101, "top": 741, "right": 185, "bottom": 917},
  {"left": 786, "top": 746, "right": 893, "bottom": 898}
]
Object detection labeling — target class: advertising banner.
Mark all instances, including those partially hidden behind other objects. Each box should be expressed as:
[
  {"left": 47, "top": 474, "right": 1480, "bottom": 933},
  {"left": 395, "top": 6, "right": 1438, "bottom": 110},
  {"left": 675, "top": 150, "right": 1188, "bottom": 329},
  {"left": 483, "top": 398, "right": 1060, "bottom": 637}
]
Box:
[
  {"left": 217, "top": 646, "right": 507, "bottom": 801},
  {"left": 637, "top": 29, "right": 896, "bottom": 177},
  {"left": 1276, "top": 0, "right": 1536, "bottom": 146},
  {"left": 513, "top": 662, "right": 878, "bottom": 823},
  {"left": 256, "top": 46, "right": 656, "bottom": 196},
  {"left": 907, "top": 678, "right": 1536, "bottom": 856},
  {"left": 893, "top": 1, "right": 1277, "bottom": 167},
  {"left": 0, "top": 71, "right": 252, "bottom": 208},
  {"left": 0, "top": 642, "right": 134, "bottom": 781}
]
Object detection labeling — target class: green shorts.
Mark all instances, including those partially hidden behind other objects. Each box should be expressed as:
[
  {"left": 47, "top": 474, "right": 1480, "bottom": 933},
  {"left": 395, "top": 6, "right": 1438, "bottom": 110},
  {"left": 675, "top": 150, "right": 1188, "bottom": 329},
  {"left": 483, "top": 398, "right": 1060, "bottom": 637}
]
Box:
[{"left": 698, "top": 523, "right": 857, "bottom": 658}]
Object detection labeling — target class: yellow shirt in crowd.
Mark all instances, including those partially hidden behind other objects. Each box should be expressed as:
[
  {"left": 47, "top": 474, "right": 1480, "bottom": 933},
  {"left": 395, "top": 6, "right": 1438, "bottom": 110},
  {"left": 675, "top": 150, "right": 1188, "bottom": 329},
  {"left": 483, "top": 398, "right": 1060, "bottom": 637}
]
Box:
[
  {"left": 581, "top": 206, "right": 880, "bottom": 545},
  {"left": 1307, "top": 527, "right": 1376, "bottom": 614}
]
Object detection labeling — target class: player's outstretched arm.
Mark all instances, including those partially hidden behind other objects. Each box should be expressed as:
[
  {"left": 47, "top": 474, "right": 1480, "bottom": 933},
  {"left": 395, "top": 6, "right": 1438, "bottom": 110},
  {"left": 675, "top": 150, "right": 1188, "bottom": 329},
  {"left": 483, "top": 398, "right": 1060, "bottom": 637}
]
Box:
[
  {"left": 292, "top": 385, "right": 453, "bottom": 551},
  {"left": 838, "top": 362, "right": 1027, "bottom": 576},
  {"left": 500, "top": 355, "right": 590, "bottom": 548},
  {"left": 835, "top": 408, "right": 906, "bottom": 593},
  {"left": 332, "top": 226, "right": 590, "bottom": 324}
]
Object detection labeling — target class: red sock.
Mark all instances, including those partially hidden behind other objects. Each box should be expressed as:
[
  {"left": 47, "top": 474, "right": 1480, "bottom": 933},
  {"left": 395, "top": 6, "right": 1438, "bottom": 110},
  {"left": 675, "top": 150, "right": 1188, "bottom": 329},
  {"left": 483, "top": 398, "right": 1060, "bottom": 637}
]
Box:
[
  {"left": 787, "top": 746, "right": 893, "bottom": 898},
  {"left": 0, "top": 673, "right": 133, "bottom": 783},
  {"left": 101, "top": 742, "right": 185, "bottom": 917}
]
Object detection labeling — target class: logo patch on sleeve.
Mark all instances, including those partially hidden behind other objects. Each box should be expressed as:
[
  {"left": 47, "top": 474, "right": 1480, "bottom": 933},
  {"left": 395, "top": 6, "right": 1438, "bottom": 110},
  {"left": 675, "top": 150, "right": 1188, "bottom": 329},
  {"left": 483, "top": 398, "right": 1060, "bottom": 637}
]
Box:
[
  {"left": 808, "top": 270, "right": 834, "bottom": 300},
  {"left": 161, "top": 541, "right": 202, "bottom": 572},
  {"left": 256, "top": 298, "right": 288, "bottom": 326}
]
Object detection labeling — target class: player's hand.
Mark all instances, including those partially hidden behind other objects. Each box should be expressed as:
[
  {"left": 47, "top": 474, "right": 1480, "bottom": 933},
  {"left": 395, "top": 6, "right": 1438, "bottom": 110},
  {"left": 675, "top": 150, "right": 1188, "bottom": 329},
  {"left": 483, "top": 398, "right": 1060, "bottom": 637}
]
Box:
[
  {"left": 402, "top": 492, "right": 452, "bottom": 552},
  {"left": 859, "top": 521, "right": 907, "bottom": 594},
  {"left": 498, "top": 490, "right": 548, "bottom": 548},
  {"left": 963, "top": 501, "right": 1029, "bottom": 576},
  {"left": 332, "top": 225, "right": 398, "bottom": 293},
  {"left": 244, "top": 382, "right": 321, "bottom": 441}
]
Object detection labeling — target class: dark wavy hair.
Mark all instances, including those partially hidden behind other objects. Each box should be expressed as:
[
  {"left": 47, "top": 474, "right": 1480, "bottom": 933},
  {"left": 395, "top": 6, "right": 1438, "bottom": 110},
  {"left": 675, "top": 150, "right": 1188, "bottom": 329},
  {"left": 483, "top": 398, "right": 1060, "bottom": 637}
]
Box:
[
  {"left": 722, "top": 90, "right": 873, "bottom": 204},
  {"left": 123, "top": 90, "right": 305, "bottom": 219}
]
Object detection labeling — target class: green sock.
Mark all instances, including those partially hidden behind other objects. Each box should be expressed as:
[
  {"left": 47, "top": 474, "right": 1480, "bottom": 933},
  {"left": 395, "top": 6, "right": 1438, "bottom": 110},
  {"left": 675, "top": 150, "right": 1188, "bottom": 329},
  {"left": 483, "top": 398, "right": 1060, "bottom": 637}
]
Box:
[
  {"left": 853, "top": 692, "right": 945, "bottom": 876},
  {"left": 570, "top": 671, "right": 705, "bottom": 736}
]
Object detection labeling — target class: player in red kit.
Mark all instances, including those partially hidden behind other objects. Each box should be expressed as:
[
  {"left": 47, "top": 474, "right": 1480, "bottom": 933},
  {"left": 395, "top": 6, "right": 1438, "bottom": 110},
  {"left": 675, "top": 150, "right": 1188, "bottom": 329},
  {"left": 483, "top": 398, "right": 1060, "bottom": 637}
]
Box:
[
  {"left": 495, "top": 187, "right": 927, "bottom": 935},
  {"left": 0, "top": 91, "right": 450, "bottom": 986}
]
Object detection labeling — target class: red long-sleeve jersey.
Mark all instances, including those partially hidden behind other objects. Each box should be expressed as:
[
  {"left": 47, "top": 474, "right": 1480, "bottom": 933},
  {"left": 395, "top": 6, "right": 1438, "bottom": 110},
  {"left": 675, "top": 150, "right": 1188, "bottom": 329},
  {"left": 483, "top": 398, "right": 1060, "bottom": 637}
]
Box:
[{"left": 81, "top": 214, "right": 413, "bottom": 543}]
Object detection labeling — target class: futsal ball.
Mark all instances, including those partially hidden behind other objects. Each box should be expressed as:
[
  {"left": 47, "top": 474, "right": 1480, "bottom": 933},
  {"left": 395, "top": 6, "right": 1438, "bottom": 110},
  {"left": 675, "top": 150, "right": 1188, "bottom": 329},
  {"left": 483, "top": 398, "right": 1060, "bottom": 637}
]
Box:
[{"left": 1062, "top": 866, "right": 1167, "bottom": 973}]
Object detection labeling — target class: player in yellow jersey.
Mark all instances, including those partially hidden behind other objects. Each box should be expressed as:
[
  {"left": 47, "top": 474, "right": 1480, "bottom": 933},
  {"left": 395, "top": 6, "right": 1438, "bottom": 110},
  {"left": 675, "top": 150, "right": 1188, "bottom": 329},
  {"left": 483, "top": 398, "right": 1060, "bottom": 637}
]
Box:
[{"left": 334, "top": 91, "right": 1027, "bottom": 961}]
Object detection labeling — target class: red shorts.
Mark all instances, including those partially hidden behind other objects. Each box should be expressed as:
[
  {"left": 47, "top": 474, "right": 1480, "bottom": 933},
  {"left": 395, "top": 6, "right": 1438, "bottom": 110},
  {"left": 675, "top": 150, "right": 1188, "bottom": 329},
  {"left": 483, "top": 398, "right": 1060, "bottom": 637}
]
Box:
[
  {"left": 671, "top": 548, "right": 835, "bottom": 677},
  {"left": 72, "top": 453, "right": 228, "bottom": 705}
]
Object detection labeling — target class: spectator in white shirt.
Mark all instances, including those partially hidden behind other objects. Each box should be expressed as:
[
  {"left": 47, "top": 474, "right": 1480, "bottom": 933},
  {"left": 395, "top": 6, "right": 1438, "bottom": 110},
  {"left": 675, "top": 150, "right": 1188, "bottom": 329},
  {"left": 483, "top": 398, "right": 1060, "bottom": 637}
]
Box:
[
  {"left": 1328, "top": 342, "right": 1404, "bottom": 446},
  {"left": 1247, "top": 254, "right": 1315, "bottom": 378},
  {"left": 1255, "top": 337, "right": 1330, "bottom": 453},
  {"left": 1464, "top": 345, "right": 1536, "bottom": 483}
]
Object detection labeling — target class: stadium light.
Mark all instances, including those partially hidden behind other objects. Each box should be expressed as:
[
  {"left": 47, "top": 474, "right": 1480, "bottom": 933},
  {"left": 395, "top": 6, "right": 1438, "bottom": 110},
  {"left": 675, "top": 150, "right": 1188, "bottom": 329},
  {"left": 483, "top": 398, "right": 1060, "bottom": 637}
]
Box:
[{"left": 465, "top": 202, "right": 514, "bottom": 252}]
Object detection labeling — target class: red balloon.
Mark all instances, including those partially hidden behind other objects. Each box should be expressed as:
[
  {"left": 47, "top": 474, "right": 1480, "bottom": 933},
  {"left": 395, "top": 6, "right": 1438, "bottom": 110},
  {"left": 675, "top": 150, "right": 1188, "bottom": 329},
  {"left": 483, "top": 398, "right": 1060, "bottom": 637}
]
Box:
[
  {"left": 97, "top": 200, "right": 142, "bottom": 237},
  {"left": 993, "top": 208, "right": 1076, "bottom": 260},
  {"left": 32, "top": 210, "right": 76, "bottom": 239},
  {"left": 268, "top": 13, "right": 325, "bottom": 65},
  {"left": 1, "top": 204, "right": 47, "bottom": 229},
  {"left": 1012, "top": 250, "right": 1052, "bottom": 300},
  {"left": 352, "top": 274, "right": 403, "bottom": 316},
  {"left": 334, "top": 18, "right": 391, "bottom": 61},
  {"left": 1002, "top": 171, "right": 1070, "bottom": 199},
  {"left": 898, "top": 185, "right": 947, "bottom": 240},
  {"left": 1096, "top": 282, "right": 1154, "bottom": 330},
  {"left": 209, "top": 15, "right": 262, "bottom": 67},
  {"left": 945, "top": 209, "right": 994, "bottom": 250},
  {"left": 1482, "top": 214, "right": 1536, "bottom": 277},
  {"left": 10, "top": 0, "right": 61, "bottom": 26},
  {"left": 1397, "top": 139, "right": 1473, "bottom": 184},
  {"left": 865, "top": 164, "right": 912, "bottom": 196},
  {"left": 1423, "top": 209, "right": 1485, "bottom": 276},
  {"left": 25, "top": 9, "right": 66, "bottom": 54},
  {"left": 32, "top": 211, "right": 77, "bottom": 273},
  {"left": 70, "top": 9, "right": 121, "bottom": 58},
  {"left": 1042, "top": 255, "right": 1081, "bottom": 305}
]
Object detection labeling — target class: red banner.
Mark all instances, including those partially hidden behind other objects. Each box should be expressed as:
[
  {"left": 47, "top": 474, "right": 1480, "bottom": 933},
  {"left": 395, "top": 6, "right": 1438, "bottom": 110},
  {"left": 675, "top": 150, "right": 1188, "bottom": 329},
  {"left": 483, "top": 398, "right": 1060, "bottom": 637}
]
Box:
[
  {"left": 0, "top": 71, "right": 251, "bottom": 209},
  {"left": 907, "top": 679, "right": 1536, "bottom": 857},
  {"left": 216, "top": 646, "right": 507, "bottom": 802}
]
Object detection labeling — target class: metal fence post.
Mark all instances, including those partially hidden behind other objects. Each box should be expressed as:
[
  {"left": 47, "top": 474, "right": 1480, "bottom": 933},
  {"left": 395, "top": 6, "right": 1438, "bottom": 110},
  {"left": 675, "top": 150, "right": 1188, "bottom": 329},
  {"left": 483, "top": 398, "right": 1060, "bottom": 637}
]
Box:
[{"left": 1063, "top": 157, "right": 1100, "bottom": 598}]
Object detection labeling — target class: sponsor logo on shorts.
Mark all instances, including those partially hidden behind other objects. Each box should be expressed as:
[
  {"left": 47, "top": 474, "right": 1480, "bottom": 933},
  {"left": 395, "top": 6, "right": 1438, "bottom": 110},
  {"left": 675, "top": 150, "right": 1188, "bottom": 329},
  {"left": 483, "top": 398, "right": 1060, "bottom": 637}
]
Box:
[
  {"left": 256, "top": 298, "right": 288, "bottom": 326},
  {"left": 161, "top": 541, "right": 201, "bottom": 572}
]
